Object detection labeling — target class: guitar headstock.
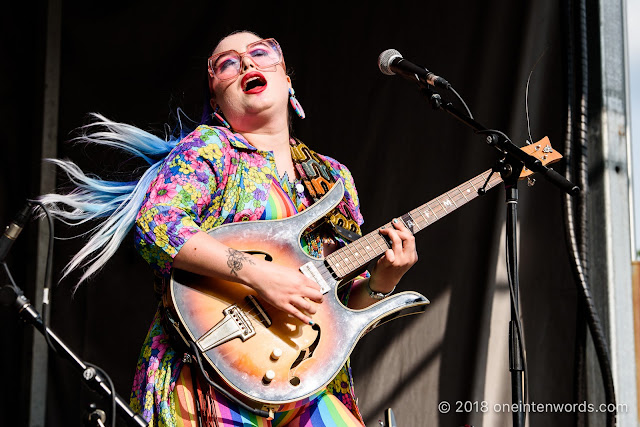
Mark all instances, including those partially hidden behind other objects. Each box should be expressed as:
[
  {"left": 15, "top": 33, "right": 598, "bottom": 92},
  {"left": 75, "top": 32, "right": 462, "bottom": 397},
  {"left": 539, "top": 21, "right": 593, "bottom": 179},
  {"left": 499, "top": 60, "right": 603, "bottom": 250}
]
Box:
[{"left": 519, "top": 137, "right": 563, "bottom": 179}]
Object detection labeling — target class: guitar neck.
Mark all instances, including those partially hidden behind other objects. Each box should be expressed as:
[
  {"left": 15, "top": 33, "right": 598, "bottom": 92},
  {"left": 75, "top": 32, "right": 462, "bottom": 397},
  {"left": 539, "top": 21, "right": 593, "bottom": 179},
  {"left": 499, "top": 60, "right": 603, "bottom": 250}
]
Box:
[{"left": 326, "top": 169, "right": 504, "bottom": 279}]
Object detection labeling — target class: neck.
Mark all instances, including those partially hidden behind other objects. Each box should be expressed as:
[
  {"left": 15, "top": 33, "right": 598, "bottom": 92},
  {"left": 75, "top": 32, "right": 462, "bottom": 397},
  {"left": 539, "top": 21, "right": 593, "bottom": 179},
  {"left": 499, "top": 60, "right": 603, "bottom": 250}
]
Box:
[
  {"left": 229, "top": 109, "right": 291, "bottom": 152},
  {"left": 240, "top": 127, "right": 291, "bottom": 153},
  {"left": 235, "top": 114, "right": 291, "bottom": 152}
]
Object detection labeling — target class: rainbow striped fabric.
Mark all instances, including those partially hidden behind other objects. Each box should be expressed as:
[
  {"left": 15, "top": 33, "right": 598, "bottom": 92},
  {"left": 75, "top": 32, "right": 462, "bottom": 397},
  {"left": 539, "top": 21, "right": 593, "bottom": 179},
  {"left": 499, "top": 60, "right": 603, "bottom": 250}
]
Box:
[
  {"left": 261, "top": 176, "right": 302, "bottom": 220},
  {"left": 174, "top": 367, "right": 363, "bottom": 426}
]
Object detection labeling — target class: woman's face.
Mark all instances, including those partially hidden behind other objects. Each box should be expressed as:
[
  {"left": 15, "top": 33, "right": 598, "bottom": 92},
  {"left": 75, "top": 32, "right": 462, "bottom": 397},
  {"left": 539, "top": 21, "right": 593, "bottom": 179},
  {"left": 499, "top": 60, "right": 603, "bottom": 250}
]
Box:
[{"left": 209, "top": 32, "right": 291, "bottom": 131}]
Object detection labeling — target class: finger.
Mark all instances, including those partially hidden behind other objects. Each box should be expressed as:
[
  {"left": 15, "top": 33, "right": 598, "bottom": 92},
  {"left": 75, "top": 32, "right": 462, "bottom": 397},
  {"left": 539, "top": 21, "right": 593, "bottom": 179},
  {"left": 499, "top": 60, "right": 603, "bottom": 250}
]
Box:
[
  {"left": 381, "top": 226, "right": 403, "bottom": 252},
  {"left": 391, "top": 220, "right": 415, "bottom": 242},
  {"left": 384, "top": 221, "right": 415, "bottom": 254},
  {"left": 287, "top": 304, "right": 313, "bottom": 325},
  {"left": 384, "top": 248, "right": 395, "bottom": 263},
  {"left": 300, "top": 285, "right": 324, "bottom": 303},
  {"left": 380, "top": 227, "right": 402, "bottom": 249},
  {"left": 392, "top": 218, "right": 408, "bottom": 231},
  {"left": 399, "top": 231, "right": 416, "bottom": 252},
  {"left": 300, "top": 275, "right": 322, "bottom": 291},
  {"left": 296, "top": 297, "right": 318, "bottom": 315}
]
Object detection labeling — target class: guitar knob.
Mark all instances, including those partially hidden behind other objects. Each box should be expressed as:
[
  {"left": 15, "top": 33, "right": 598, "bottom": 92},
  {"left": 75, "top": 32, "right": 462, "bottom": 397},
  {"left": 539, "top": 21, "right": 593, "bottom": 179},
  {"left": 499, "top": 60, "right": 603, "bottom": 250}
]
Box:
[
  {"left": 270, "top": 348, "right": 283, "bottom": 361},
  {"left": 263, "top": 370, "right": 276, "bottom": 384}
]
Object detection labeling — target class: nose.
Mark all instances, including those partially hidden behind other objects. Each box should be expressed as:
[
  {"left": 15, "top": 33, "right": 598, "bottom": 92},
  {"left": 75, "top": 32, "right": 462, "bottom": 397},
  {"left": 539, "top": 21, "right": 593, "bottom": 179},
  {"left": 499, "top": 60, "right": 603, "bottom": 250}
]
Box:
[{"left": 241, "top": 55, "right": 255, "bottom": 72}]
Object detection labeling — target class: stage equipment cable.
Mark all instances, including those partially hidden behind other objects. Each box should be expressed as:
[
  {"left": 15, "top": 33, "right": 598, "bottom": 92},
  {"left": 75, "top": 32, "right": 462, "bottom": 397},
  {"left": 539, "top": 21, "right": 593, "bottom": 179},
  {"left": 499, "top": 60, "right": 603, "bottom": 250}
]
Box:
[
  {"left": 563, "top": 0, "right": 617, "bottom": 425},
  {"left": 2, "top": 202, "right": 119, "bottom": 427}
]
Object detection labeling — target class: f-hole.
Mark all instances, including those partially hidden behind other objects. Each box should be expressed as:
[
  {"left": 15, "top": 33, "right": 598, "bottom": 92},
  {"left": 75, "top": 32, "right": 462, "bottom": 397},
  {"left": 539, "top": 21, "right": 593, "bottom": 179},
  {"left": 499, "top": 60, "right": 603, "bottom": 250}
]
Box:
[
  {"left": 245, "top": 250, "right": 273, "bottom": 262},
  {"left": 288, "top": 323, "right": 321, "bottom": 386}
]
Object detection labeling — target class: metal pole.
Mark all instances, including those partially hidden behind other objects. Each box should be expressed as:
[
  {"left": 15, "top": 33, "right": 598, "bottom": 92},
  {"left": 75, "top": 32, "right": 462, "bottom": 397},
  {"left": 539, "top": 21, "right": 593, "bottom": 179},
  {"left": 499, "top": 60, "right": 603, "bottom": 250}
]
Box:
[
  {"left": 587, "top": 0, "right": 638, "bottom": 424},
  {"left": 29, "top": 0, "right": 61, "bottom": 425}
]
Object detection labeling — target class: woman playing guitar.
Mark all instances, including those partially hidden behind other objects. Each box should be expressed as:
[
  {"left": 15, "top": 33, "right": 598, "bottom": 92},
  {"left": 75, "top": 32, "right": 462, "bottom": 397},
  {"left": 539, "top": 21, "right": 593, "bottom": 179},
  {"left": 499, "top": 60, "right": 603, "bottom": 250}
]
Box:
[{"left": 42, "top": 30, "right": 418, "bottom": 426}]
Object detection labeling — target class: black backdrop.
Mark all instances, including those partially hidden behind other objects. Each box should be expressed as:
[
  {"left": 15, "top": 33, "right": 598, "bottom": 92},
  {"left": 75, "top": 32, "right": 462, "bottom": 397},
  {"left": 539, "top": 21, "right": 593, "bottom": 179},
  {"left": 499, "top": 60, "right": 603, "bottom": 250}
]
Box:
[{"left": 1, "top": 1, "right": 580, "bottom": 425}]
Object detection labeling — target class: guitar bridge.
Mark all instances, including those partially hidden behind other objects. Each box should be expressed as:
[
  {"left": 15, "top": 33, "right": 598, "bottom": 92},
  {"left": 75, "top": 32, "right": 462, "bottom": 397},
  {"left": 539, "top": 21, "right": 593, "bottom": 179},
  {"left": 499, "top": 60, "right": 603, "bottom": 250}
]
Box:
[
  {"left": 246, "top": 295, "right": 272, "bottom": 327},
  {"left": 196, "top": 304, "right": 256, "bottom": 352}
]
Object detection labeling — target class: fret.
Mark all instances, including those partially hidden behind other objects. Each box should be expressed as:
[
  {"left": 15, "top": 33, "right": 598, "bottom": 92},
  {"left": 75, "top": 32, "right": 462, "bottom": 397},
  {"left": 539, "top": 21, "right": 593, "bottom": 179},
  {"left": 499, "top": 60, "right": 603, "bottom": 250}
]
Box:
[
  {"left": 350, "top": 241, "right": 362, "bottom": 260},
  {"left": 376, "top": 234, "right": 387, "bottom": 252},
  {"left": 357, "top": 233, "right": 377, "bottom": 262},
  {"left": 329, "top": 259, "right": 344, "bottom": 277},
  {"left": 437, "top": 197, "right": 449, "bottom": 213},
  {"left": 426, "top": 204, "right": 440, "bottom": 220},
  {"left": 345, "top": 244, "right": 358, "bottom": 261},
  {"left": 401, "top": 213, "right": 417, "bottom": 234},
  {"left": 464, "top": 184, "right": 475, "bottom": 196},
  {"left": 349, "top": 243, "right": 366, "bottom": 268},
  {"left": 363, "top": 235, "right": 375, "bottom": 253},
  {"left": 373, "top": 232, "right": 388, "bottom": 251},
  {"left": 410, "top": 208, "right": 427, "bottom": 229},
  {"left": 342, "top": 247, "right": 356, "bottom": 269},
  {"left": 338, "top": 249, "right": 351, "bottom": 271},
  {"left": 458, "top": 186, "right": 469, "bottom": 202},
  {"left": 325, "top": 167, "right": 513, "bottom": 279},
  {"left": 469, "top": 178, "right": 479, "bottom": 193},
  {"left": 467, "top": 177, "right": 479, "bottom": 195},
  {"left": 435, "top": 201, "right": 448, "bottom": 216},
  {"left": 442, "top": 196, "right": 450, "bottom": 210},
  {"left": 417, "top": 207, "right": 431, "bottom": 226},
  {"left": 447, "top": 191, "right": 459, "bottom": 208},
  {"left": 449, "top": 191, "right": 462, "bottom": 206}
]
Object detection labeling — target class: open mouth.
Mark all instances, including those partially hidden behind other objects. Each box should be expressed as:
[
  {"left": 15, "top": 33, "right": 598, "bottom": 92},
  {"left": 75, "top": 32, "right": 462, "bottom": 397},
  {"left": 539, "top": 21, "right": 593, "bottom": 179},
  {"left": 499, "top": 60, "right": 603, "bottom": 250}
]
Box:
[{"left": 242, "top": 72, "right": 267, "bottom": 93}]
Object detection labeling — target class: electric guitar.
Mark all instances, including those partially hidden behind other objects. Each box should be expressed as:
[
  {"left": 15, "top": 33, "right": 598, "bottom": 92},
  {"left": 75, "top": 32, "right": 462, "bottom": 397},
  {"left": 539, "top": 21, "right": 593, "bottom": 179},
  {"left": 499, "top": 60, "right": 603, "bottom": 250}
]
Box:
[{"left": 165, "top": 137, "right": 561, "bottom": 412}]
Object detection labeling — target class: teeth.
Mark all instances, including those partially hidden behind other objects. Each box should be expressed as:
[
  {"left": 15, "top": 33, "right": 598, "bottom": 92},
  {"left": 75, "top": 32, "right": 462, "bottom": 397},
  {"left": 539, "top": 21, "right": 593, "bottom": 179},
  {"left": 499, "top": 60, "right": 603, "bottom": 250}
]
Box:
[{"left": 244, "top": 76, "right": 264, "bottom": 91}]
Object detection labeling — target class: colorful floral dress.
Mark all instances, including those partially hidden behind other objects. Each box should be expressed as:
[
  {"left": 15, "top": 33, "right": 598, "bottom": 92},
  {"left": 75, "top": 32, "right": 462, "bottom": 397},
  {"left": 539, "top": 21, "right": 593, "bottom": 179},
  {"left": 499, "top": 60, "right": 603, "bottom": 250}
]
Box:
[{"left": 129, "top": 126, "right": 365, "bottom": 426}]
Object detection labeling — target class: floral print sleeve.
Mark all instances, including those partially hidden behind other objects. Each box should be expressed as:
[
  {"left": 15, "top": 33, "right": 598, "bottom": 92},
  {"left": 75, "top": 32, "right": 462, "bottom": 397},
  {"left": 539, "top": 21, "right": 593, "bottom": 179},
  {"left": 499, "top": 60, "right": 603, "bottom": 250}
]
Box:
[{"left": 134, "top": 126, "right": 227, "bottom": 276}]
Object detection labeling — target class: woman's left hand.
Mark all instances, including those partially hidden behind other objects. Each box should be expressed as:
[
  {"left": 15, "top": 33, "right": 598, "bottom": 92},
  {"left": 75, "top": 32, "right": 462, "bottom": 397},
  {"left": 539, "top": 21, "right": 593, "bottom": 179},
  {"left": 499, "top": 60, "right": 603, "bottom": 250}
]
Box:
[{"left": 370, "top": 218, "right": 418, "bottom": 293}]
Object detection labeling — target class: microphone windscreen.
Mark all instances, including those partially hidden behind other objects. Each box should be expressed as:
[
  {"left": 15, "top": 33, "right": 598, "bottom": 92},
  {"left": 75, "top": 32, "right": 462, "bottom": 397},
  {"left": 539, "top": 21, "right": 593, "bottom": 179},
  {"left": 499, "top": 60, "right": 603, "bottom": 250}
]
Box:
[{"left": 378, "top": 49, "right": 402, "bottom": 75}]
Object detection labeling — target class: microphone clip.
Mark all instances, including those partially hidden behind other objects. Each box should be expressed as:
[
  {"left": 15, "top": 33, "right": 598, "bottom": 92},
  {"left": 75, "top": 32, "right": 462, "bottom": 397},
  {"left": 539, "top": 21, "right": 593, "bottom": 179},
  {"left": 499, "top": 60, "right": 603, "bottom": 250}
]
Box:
[{"left": 420, "top": 88, "right": 444, "bottom": 110}]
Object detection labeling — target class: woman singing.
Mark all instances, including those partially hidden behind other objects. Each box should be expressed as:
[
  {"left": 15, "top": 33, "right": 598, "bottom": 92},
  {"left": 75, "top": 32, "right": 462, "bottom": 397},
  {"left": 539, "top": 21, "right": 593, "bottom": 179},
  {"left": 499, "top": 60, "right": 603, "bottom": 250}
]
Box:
[{"left": 42, "top": 30, "right": 417, "bottom": 426}]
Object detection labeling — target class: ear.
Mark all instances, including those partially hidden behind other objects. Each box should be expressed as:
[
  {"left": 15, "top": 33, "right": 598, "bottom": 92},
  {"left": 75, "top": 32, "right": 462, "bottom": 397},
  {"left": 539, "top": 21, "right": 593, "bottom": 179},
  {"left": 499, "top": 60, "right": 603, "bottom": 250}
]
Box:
[
  {"left": 210, "top": 98, "right": 217, "bottom": 111},
  {"left": 286, "top": 75, "right": 292, "bottom": 90}
]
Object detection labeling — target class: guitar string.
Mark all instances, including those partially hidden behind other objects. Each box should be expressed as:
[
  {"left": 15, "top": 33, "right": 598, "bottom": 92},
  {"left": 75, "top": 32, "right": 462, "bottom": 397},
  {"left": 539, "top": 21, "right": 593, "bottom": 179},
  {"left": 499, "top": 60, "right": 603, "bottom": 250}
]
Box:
[{"left": 200, "top": 171, "right": 509, "bottom": 366}]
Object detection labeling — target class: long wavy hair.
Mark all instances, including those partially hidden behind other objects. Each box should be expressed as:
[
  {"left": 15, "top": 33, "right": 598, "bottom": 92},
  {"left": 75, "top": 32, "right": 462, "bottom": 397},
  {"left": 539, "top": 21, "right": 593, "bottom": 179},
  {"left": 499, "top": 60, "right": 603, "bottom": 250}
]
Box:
[
  {"left": 39, "top": 113, "right": 185, "bottom": 285},
  {"left": 42, "top": 30, "right": 293, "bottom": 286}
]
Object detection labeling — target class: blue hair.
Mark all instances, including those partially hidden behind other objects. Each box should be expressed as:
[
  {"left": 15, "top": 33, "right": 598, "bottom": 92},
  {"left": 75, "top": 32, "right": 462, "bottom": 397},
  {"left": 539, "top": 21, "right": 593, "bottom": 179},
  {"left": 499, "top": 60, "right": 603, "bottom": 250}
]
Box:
[{"left": 40, "top": 113, "right": 188, "bottom": 286}]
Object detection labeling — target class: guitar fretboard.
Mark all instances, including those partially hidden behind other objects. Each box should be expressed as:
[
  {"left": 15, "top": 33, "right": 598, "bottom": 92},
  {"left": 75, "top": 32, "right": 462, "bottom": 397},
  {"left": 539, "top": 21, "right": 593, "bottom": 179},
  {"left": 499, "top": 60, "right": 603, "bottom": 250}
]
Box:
[{"left": 325, "top": 169, "right": 504, "bottom": 279}]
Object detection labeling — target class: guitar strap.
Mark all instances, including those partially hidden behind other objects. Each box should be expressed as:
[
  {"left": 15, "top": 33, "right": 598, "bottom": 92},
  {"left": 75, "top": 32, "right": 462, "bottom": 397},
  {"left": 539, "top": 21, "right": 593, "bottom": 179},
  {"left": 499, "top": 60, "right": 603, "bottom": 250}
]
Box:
[{"left": 289, "top": 138, "right": 362, "bottom": 241}]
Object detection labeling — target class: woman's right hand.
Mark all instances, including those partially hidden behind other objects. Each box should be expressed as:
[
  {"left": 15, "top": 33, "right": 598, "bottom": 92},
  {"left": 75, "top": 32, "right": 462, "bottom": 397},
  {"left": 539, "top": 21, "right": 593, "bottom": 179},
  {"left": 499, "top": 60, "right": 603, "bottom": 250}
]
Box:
[
  {"left": 173, "top": 231, "right": 324, "bottom": 325},
  {"left": 245, "top": 259, "right": 324, "bottom": 325}
]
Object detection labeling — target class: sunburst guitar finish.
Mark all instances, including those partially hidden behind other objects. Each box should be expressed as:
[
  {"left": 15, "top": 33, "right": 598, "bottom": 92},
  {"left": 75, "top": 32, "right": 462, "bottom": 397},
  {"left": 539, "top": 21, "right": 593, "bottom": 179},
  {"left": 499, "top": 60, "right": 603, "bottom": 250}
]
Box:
[{"left": 166, "top": 137, "right": 561, "bottom": 411}]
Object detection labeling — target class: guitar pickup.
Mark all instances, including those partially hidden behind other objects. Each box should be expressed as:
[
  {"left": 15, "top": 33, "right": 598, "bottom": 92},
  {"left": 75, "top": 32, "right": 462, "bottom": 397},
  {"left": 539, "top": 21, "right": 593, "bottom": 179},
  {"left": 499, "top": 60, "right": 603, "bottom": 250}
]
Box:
[
  {"left": 300, "top": 262, "right": 331, "bottom": 294},
  {"left": 196, "top": 304, "right": 256, "bottom": 352}
]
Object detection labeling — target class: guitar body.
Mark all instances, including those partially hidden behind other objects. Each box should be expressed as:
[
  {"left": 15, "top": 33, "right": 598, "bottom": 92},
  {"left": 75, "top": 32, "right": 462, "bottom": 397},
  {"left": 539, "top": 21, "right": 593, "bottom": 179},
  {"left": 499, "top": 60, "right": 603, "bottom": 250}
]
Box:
[
  {"left": 167, "top": 181, "right": 430, "bottom": 409},
  {"left": 165, "top": 136, "right": 562, "bottom": 410}
]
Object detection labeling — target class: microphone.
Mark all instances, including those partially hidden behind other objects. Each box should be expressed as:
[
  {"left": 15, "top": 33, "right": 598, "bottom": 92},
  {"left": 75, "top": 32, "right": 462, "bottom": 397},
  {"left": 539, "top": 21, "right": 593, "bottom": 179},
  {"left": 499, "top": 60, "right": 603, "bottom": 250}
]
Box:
[
  {"left": 378, "top": 49, "right": 451, "bottom": 89},
  {"left": 0, "top": 202, "right": 34, "bottom": 263}
]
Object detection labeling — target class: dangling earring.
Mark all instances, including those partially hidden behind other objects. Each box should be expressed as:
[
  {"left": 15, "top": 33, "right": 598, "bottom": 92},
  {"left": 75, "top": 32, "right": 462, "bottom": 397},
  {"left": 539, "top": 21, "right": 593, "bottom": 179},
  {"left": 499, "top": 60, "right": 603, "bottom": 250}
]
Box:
[
  {"left": 212, "top": 105, "right": 231, "bottom": 129},
  {"left": 289, "top": 88, "right": 306, "bottom": 119}
]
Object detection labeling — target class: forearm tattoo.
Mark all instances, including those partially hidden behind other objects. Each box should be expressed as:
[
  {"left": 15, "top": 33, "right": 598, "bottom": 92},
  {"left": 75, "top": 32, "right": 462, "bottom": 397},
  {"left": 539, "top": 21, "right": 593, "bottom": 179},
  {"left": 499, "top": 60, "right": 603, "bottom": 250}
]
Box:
[{"left": 226, "top": 248, "right": 255, "bottom": 276}]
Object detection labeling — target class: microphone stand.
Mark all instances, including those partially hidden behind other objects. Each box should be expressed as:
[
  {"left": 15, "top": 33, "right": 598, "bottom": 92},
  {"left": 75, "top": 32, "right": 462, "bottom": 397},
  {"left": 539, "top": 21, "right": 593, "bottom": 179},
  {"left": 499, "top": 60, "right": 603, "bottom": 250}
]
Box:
[
  {"left": 417, "top": 85, "right": 579, "bottom": 427},
  {"left": 0, "top": 281, "right": 147, "bottom": 427}
]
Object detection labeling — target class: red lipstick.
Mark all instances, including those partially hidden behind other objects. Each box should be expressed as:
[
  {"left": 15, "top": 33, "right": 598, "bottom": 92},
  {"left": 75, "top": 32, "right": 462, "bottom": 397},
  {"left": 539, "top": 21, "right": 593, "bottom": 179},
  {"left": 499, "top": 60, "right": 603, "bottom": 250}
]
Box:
[{"left": 241, "top": 71, "right": 267, "bottom": 94}]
